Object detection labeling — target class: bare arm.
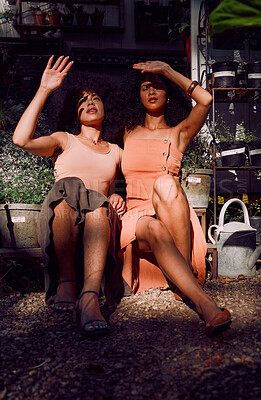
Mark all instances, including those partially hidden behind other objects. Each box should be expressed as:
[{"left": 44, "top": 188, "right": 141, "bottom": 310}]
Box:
[
  {"left": 13, "top": 55, "right": 74, "bottom": 157},
  {"left": 133, "top": 61, "right": 213, "bottom": 153}
]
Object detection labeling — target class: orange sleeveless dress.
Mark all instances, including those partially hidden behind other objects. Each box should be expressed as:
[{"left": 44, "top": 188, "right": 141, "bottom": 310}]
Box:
[{"left": 120, "top": 134, "right": 207, "bottom": 293}]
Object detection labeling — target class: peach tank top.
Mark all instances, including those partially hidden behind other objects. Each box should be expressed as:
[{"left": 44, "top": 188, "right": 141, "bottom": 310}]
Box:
[{"left": 54, "top": 133, "right": 121, "bottom": 196}]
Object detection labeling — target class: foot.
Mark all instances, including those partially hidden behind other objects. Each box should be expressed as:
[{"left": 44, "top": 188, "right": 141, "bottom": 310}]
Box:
[
  {"left": 196, "top": 294, "right": 223, "bottom": 324},
  {"left": 196, "top": 295, "right": 232, "bottom": 338},
  {"left": 77, "top": 290, "right": 108, "bottom": 337},
  {"left": 205, "top": 308, "right": 232, "bottom": 338},
  {"left": 54, "top": 280, "right": 76, "bottom": 312}
]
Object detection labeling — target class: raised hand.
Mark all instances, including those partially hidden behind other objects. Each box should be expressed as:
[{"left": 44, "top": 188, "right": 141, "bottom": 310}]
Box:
[
  {"left": 133, "top": 60, "right": 170, "bottom": 75},
  {"left": 40, "top": 55, "right": 74, "bottom": 93}
]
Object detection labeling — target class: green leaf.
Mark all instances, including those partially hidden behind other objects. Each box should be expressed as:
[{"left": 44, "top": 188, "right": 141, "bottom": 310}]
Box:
[{"left": 209, "top": 0, "right": 261, "bottom": 36}]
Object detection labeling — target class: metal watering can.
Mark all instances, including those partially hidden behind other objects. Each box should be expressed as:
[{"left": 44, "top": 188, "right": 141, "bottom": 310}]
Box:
[{"left": 208, "top": 198, "right": 261, "bottom": 278}]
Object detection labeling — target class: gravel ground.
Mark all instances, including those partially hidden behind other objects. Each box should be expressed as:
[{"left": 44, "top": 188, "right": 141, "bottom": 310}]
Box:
[{"left": 1, "top": 268, "right": 261, "bottom": 400}]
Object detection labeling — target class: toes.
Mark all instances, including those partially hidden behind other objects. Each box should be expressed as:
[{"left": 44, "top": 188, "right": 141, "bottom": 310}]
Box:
[
  {"left": 83, "top": 320, "right": 108, "bottom": 333},
  {"left": 54, "top": 302, "right": 75, "bottom": 312}
]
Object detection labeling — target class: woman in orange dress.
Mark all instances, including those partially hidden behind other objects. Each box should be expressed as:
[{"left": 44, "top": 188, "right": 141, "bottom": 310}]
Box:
[{"left": 120, "top": 60, "right": 231, "bottom": 338}]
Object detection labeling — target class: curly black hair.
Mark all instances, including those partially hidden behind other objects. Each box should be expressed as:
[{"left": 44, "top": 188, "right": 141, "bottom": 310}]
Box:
[
  {"left": 46, "top": 71, "right": 124, "bottom": 144},
  {"left": 119, "top": 69, "right": 192, "bottom": 132}
]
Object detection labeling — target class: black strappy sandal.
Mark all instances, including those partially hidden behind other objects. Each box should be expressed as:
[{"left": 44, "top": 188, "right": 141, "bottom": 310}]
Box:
[
  {"left": 73, "top": 290, "right": 109, "bottom": 338},
  {"left": 54, "top": 280, "right": 76, "bottom": 312}
]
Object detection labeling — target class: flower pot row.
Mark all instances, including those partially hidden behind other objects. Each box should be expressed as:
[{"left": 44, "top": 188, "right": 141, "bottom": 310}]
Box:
[
  {"left": 218, "top": 140, "right": 261, "bottom": 167},
  {"left": 211, "top": 61, "right": 261, "bottom": 89},
  {"left": 32, "top": 10, "right": 104, "bottom": 28}
]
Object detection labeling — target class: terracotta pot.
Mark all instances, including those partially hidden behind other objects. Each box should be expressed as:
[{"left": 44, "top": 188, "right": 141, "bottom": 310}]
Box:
[
  {"left": 75, "top": 12, "right": 89, "bottom": 27},
  {"left": 48, "top": 11, "right": 61, "bottom": 26},
  {"left": 32, "top": 11, "right": 46, "bottom": 25},
  {"left": 62, "top": 13, "right": 74, "bottom": 26},
  {"left": 90, "top": 13, "right": 104, "bottom": 28}
]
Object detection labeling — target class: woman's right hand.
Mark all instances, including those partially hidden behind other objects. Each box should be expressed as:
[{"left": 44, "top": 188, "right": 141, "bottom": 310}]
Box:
[{"left": 40, "top": 55, "right": 74, "bottom": 93}]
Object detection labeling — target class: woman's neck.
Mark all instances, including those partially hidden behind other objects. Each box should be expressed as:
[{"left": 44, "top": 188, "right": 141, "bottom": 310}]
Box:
[
  {"left": 144, "top": 114, "right": 168, "bottom": 130},
  {"left": 79, "top": 126, "right": 102, "bottom": 145}
]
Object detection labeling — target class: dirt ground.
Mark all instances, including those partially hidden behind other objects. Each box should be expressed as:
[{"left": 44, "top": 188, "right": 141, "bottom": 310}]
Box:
[{"left": 0, "top": 264, "right": 261, "bottom": 400}]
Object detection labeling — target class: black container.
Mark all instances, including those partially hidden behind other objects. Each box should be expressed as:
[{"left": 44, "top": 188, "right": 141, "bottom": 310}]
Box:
[
  {"left": 212, "top": 61, "right": 238, "bottom": 88},
  {"left": 219, "top": 141, "right": 246, "bottom": 166},
  {"left": 246, "top": 62, "right": 261, "bottom": 88},
  {"left": 250, "top": 216, "right": 261, "bottom": 244},
  {"left": 248, "top": 140, "right": 261, "bottom": 166}
]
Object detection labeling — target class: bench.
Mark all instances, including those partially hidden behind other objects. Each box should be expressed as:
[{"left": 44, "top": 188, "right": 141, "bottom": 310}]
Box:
[{"left": 0, "top": 207, "right": 218, "bottom": 279}]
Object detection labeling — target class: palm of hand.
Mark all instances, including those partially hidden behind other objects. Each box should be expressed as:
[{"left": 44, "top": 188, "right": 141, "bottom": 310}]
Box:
[
  {"left": 134, "top": 60, "right": 168, "bottom": 74},
  {"left": 41, "top": 69, "right": 64, "bottom": 91}
]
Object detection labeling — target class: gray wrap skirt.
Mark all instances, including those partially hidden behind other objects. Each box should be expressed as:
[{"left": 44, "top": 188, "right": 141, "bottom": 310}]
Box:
[{"left": 37, "top": 177, "right": 124, "bottom": 305}]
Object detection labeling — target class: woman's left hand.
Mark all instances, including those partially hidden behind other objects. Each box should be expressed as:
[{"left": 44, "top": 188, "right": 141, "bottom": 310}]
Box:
[
  {"left": 133, "top": 60, "right": 170, "bottom": 75},
  {"left": 109, "top": 193, "right": 126, "bottom": 216}
]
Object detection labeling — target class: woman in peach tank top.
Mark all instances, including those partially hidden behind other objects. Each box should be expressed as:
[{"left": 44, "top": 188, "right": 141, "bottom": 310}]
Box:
[
  {"left": 120, "top": 61, "right": 231, "bottom": 338},
  {"left": 13, "top": 56, "right": 125, "bottom": 338}
]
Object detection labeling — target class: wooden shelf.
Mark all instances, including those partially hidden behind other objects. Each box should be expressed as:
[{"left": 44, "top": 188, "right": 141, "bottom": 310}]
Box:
[{"left": 214, "top": 166, "right": 261, "bottom": 170}]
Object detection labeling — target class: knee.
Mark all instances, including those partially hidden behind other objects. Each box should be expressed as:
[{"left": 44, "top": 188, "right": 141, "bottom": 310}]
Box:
[
  {"left": 53, "top": 200, "right": 76, "bottom": 221},
  {"left": 84, "top": 206, "right": 109, "bottom": 227},
  {"left": 147, "top": 219, "right": 171, "bottom": 245},
  {"left": 153, "top": 175, "right": 184, "bottom": 205},
  {"left": 90, "top": 206, "right": 108, "bottom": 220}
]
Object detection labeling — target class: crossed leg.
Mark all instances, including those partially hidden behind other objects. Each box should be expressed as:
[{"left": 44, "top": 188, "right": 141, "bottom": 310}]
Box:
[{"left": 134, "top": 215, "right": 221, "bottom": 325}]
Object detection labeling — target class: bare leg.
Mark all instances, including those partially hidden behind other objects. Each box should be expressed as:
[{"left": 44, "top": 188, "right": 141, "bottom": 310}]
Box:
[
  {"left": 77, "top": 206, "right": 110, "bottom": 331},
  {"left": 135, "top": 216, "right": 221, "bottom": 324},
  {"left": 52, "top": 200, "right": 81, "bottom": 310},
  {"left": 152, "top": 175, "right": 191, "bottom": 264}
]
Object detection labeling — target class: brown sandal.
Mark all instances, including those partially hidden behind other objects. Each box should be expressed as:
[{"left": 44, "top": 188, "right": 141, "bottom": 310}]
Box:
[{"left": 205, "top": 308, "right": 232, "bottom": 338}]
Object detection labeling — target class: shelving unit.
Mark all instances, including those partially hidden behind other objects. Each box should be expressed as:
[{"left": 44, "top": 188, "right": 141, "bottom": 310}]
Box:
[
  {"left": 211, "top": 88, "right": 261, "bottom": 224},
  {"left": 16, "top": 0, "right": 125, "bottom": 38}
]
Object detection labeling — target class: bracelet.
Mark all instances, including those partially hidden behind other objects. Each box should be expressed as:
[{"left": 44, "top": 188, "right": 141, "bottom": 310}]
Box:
[{"left": 186, "top": 81, "right": 199, "bottom": 97}]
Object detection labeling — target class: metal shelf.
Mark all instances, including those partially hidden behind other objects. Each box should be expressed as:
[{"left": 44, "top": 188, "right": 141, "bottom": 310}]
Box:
[{"left": 212, "top": 88, "right": 261, "bottom": 103}]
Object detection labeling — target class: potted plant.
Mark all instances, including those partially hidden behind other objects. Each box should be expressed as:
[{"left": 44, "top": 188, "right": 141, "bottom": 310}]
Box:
[
  {"left": 248, "top": 139, "right": 261, "bottom": 166},
  {"left": 90, "top": 7, "right": 105, "bottom": 28},
  {"left": 47, "top": 2, "right": 62, "bottom": 26},
  {"left": 214, "top": 116, "right": 260, "bottom": 167},
  {"left": 181, "top": 131, "right": 214, "bottom": 208},
  {"left": 0, "top": 5, "right": 15, "bottom": 36},
  {"left": 60, "top": 6, "right": 74, "bottom": 26},
  {"left": 30, "top": 6, "right": 46, "bottom": 26},
  {"left": 0, "top": 101, "right": 54, "bottom": 248},
  {"left": 74, "top": 5, "right": 89, "bottom": 27}
]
